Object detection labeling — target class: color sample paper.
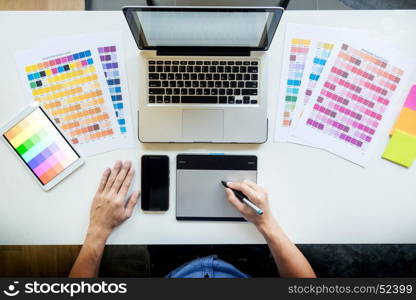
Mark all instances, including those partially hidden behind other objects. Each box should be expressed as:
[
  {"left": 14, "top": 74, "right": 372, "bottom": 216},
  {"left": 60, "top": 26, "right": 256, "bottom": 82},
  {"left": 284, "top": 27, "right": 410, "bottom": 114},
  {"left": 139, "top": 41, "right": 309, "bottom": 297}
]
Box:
[
  {"left": 16, "top": 37, "right": 132, "bottom": 156},
  {"left": 292, "top": 38, "right": 414, "bottom": 166},
  {"left": 3, "top": 108, "right": 79, "bottom": 184},
  {"left": 404, "top": 85, "right": 416, "bottom": 110},
  {"left": 382, "top": 130, "right": 416, "bottom": 167},
  {"left": 41, "top": 31, "right": 134, "bottom": 147},
  {"left": 391, "top": 107, "right": 416, "bottom": 137}
]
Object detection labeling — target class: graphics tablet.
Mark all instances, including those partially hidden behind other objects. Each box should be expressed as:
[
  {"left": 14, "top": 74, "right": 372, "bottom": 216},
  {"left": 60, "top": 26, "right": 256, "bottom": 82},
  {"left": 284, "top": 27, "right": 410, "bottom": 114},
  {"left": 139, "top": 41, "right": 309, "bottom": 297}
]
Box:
[
  {"left": 176, "top": 154, "right": 257, "bottom": 221},
  {"left": 1, "top": 105, "right": 84, "bottom": 191}
]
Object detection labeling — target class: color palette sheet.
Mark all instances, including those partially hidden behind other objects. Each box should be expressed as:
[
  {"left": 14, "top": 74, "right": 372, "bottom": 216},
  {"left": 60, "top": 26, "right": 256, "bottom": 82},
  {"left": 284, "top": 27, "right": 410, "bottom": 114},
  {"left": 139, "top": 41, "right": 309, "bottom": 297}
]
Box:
[
  {"left": 3, "top": 108, "right": 79, "bottom": 185},
  {"left": 292, "top": 35, "right": 415, "bottom": 166},
  {"left": 15, "top": 33, "right": 133, "bottom": 156},
  {"left": 41, "top": 31, "right": 134, "bottom": 141},
  {"left": 275, "top": 24, "right": 361, "bottom": 142}
]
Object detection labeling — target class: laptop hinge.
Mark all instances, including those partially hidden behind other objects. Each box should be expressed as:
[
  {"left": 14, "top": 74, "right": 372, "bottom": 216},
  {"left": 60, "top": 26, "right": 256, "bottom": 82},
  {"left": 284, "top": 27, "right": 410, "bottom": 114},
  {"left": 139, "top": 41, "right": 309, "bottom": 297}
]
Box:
[{"left": 156, "top": 47, "right": 251, "bottom": 57}]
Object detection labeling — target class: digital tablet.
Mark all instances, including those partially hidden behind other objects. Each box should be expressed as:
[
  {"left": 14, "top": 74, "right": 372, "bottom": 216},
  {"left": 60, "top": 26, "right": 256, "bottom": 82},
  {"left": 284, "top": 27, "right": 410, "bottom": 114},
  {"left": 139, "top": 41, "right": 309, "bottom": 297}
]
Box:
[
  {"left": 1, "top": 105, "right": 84, "bottom": 191},
  {"left": 176, "top": 154, "right": 257, "bottom": 221}
]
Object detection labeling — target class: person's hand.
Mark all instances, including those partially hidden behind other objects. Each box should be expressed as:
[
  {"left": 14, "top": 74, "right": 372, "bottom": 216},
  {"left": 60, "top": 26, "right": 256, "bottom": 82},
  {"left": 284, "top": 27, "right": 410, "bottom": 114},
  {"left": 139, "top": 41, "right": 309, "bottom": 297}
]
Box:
[
  {"left": 88, "top": 160, "right": 140, "bottom": 241},
  {"left": 225, "top": 180, "right": 276, "bottom": 231}
]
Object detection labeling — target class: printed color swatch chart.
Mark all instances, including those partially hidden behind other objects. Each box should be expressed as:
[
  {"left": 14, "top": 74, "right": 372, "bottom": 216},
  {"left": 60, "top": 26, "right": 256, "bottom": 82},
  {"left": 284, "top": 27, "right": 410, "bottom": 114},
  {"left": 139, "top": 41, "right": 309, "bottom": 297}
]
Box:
[
  {"left": 98, "top": 45, "right": 127, "bottom": 134},
  {"left": 3, "top": 108, "right": 79, "bottom": 185},
  {"left": 293, "top": 40, "right": 412, "bottom": 166},
  {"left": 282, "top": 38, "right": 311, "bottom": 127}
]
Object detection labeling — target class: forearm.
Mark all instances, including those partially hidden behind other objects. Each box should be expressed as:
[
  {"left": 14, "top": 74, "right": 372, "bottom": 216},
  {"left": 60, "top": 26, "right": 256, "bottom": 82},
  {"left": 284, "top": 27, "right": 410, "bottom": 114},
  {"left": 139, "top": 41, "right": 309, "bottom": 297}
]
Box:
[
  {"left": 69, "top": 228, "right": 109, "bottom": 278},
  {"left": 259, "top": 219, "right": 316, "bottom": 278}
]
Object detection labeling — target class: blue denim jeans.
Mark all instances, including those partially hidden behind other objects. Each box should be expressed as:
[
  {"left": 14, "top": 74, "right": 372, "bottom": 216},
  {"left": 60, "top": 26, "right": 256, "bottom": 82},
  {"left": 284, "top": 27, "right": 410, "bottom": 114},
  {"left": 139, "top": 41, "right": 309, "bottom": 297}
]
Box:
[{"left": 166, "top": 255, "right": 250, "bottom": 278}]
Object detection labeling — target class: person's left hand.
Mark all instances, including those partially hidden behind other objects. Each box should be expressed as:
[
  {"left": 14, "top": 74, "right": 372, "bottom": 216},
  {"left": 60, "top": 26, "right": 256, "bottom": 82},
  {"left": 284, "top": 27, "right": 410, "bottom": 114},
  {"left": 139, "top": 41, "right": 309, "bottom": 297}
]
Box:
[{"left": 88, "top": 160, "right": 140, "bottom": 241}]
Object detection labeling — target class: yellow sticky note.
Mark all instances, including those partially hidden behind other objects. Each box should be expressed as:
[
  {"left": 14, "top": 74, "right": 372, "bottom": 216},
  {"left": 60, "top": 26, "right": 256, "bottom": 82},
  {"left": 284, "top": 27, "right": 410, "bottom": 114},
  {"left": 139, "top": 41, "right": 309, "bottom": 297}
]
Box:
[
  {"left": 391, "top": 108, "right": 416, "bottom": 136},
  {"left": 382, "top": 130, "right": 416, "bottom": 167}
]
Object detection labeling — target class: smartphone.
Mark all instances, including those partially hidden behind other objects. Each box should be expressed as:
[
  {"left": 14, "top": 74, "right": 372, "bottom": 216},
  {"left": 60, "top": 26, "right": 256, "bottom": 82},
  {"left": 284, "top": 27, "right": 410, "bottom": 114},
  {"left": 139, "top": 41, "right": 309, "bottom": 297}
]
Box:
[{"left": 141, "top": 155, "right": 169, "bottom": 211}]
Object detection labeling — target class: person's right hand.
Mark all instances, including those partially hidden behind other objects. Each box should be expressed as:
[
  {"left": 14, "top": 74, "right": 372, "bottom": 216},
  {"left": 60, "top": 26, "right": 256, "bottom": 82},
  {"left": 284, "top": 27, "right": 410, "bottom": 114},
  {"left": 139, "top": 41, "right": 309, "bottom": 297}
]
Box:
[{"left": 225, "top": 180, "right": 275, "bottom": 230}]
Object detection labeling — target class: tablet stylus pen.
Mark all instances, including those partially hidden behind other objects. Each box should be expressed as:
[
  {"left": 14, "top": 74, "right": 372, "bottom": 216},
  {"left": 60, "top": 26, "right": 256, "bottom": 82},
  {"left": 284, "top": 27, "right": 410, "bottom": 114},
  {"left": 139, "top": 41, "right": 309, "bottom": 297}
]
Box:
[{"left": 221, "top": 181, "right": 263, "bottom": 215}]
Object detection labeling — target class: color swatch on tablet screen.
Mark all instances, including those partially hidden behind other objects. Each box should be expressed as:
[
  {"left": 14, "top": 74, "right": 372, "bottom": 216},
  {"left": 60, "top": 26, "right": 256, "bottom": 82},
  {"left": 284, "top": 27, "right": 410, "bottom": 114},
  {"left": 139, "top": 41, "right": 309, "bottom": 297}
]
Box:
[{"left": 3, "top": 108, "right": 79, "bottom": 185}]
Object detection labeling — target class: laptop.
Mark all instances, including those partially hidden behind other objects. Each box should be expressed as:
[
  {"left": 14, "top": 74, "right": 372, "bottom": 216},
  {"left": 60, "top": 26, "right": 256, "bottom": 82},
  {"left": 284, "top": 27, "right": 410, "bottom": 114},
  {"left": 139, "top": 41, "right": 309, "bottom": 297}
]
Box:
[{"left": 123, "top": 6, "right": 283, "bottom": 143}]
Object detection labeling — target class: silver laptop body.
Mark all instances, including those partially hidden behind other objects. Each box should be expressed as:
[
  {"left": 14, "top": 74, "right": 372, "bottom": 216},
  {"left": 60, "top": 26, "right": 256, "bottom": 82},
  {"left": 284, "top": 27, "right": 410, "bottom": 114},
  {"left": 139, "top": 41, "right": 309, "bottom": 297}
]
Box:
[{"left": 123, "top": 6, "right": 284, "bottom": 143}]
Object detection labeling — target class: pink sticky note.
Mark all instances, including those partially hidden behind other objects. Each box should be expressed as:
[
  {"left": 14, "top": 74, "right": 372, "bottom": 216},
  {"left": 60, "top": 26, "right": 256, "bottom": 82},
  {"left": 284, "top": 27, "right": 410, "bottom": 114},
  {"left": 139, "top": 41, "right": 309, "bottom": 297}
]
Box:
[{"left": 404, "top": 85, "right": 416, "bottom": 110}]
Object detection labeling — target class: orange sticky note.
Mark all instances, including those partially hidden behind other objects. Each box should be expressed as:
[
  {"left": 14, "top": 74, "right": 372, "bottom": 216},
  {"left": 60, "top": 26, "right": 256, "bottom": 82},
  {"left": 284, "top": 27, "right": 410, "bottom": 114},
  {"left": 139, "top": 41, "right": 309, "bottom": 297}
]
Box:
[{"left": 390, "top": 107, "right": 416, "bottom": 136}]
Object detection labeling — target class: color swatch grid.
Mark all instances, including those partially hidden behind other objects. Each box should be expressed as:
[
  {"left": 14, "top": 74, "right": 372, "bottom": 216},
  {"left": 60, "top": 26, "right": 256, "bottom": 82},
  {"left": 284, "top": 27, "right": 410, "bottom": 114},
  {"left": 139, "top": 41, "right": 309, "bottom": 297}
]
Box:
[
  {"left": 302, "top": 42, "right": 334, "bottom": 107},
  {"left": 3, "top": 108, "right": 79, "bottom": 184},
  {"left": 305, "top": 43, "right": 403, "bottom": 150},
  {"left": 282, "top": 38, "right": 311, "bottom": 127},
  {"left": 98, "top": 45, "right": 127, "bottom": 134},
  {"left": 23, "top": 51, "right": 115, "bottom": 146}
]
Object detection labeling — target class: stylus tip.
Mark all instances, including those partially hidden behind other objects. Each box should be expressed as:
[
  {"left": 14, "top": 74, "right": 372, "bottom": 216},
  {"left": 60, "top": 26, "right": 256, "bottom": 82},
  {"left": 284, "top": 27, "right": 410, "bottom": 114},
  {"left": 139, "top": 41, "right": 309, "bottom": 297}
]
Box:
[{"left": 221, "top": 180, "right": 228, "bottom": 188}]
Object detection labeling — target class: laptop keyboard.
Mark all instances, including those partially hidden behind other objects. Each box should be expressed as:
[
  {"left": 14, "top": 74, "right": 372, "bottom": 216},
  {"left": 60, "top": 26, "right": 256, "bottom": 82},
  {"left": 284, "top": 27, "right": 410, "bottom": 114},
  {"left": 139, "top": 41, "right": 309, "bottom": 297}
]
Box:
[{"left": 147, "top": 60, "right": 259, "bottom": 105}]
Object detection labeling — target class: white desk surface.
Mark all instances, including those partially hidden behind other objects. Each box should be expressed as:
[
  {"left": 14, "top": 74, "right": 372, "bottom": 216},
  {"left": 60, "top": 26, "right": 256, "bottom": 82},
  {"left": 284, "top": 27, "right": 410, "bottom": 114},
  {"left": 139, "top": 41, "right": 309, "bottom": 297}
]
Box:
[{"left": 0, "top": 10, "right": 416, "bottom": 245}]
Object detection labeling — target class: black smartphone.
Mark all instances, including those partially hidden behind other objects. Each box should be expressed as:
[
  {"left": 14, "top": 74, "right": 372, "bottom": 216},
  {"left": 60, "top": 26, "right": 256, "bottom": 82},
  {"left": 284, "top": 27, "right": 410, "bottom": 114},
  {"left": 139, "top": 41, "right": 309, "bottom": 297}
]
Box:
[{"left": 141, "top": 155, "right": 169, "bottom": 211}]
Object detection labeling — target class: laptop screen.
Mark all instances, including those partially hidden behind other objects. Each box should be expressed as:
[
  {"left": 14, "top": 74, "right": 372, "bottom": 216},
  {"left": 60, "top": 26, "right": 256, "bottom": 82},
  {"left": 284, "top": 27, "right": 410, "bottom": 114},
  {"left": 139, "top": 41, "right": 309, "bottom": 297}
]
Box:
[{"left": 123, "top": 7, "right": 283, "bottom": 50}]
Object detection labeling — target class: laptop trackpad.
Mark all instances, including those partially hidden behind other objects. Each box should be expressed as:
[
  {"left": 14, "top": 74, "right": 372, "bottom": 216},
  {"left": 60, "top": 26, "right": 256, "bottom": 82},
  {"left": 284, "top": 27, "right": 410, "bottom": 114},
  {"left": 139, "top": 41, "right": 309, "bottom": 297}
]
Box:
[{"left": 182, "top": 109, "right": 224, "bottom": 141}]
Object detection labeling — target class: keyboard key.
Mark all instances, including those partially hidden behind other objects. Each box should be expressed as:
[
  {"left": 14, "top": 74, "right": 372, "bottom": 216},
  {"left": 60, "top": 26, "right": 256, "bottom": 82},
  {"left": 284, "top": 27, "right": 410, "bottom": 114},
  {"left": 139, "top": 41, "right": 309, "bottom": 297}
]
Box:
[
  {"left": 180, "top": 61, "right": 187, "bottom": 65},
  {"left": 169, "top": 81, "right": 176, "bottom": 87},
  {"left": 236, "top": 100, "right": 243, "bottom": 104},
  {"left": 149, "top": 96, "right": 155, "bottom": 103},
  {"left": 195, "top": 66, "right": 201, "bottom": 72},
  {"left": 187, "top": 66, "right": 193, "bottom": 72},
  {"left": 228, "top": 99, "right": 235, "bottom": 104},
  {"left": 206, "top": 74, "right": 213, "bottom": 80},
  {"left": 156, "top": 66, "right": 163, "bottom": 72},
  {"left": 162, "top": 81, "right": 169, "bottom": 87},
  {"left": 174, "top": 88, "right": 180, "bottom": 95},
  {"left": 156, "top": 61, "right": 163, "bottom": 65},
  {"left": 243, "top": 99, "right": 250, "bottom": 104},
  {"left": 228, "top": 96, "right": 235, "bottom": 102},
  {"left": 232, "top": 66, "right": 239, "bottom": 73},
  {"left": 200, "top": 81, "right": 207, "bottom": 88},
  {"left": 238, "top": 81, "right": 244, "bottom": 88},
  {"left": 164, "top": 96, "right": 171, "bottom": 103},
  {"left": 149, "top": 73, "right": 159, "bottom": 79},
  {"left": 245, "top": 81, "right": 258, "bottom": 88},
  {"left": 172, "top": 66, "right": 179, "bottom": 72},
  {"left": 189, "top": 89, "right": 195, "bottom": 95},
  {"left": 230, "top": 81, "right": 237, "bottom": 88},
  {"left": 240, "top": 66, "right": 247, "bottom": 73},
  {"left": 236, "top": 61, "right": 242, "bottom": 65},
  {"left": 179, "top": 66, "right": 186, "bottom": 72},
  {"left": 219, "top": 89, "right": 225, "bottom": 95},
  {"left": 190, "top": 74, "right": 197, "bottom": 80},
  {"left": 212, "top": 61, "right": 219, "bottom": 65},
  {"left": 225, "top": 66, "right": 231, "bottom": 73},
  {"left": 243, "top": 61, "right": 250, "bottom": 65},
  {"left": 181, "top": 88, "right": 188, "bottom": 95},
  {"left": 207, "top": 81, "right": 214, "bottom": 88},
  {"left": 248, "top": 66, "right": 258, "bottom": 73},
  {"left": 160, "top": 73, "right": 167, "bottom": 80},
  {"left": 209, "top": 66, "right": 216, "bottom": 72},
  {"left": 242, "top": 89, "right": 257, "bottom": 95},
  {"left": 220, "top": 61, "right": 227, "bottom": 65},
  {"left": 228, "top": 74, "right": 235, "bottom": 80},
  {"left": 167, "top": 73, "right": 174, "bottom": 80},
  {"left": 244, "top": 74, "right": 250, "bottom": 80},
  {"left": 223, "top": 81, "right": 229, "bottom": 88},
  {"left": 198, "top": 73, "right": 205, "bottom": 80},
  {"left": 192, "top": 81, "right": 199, "bottom": 87},
  {"left": 172, "top": 96, "right": 180, "bottom": 103},
  {"left": 251, "top": 61, "right": 258, "bottom": 65},
  {"left": 226, "top": 89, "right": 233, "bottom": 95},
  {"left": 211, "top": 88, "right": 218, "bottom": 95},
  {"left": 181, "top": 96, "right": 218, "bottom": 104},
  {"left": 196, "top": 61, "right": 203, "bottom": 65},
  {"left": 166, "top": 88, "right": 173, "bottom": 95},
  {"left": 236, "top": 74, "right": 243, "bottom": 80},
  {"left": 234, "top": 89, "right": 241, "bottom": 95},
  {"left": 221, "top": 74, "right": 227, "bottom": 80},
  {"left": 219, "top": 96, "right": 227, "bottom": 104},
  {"left": 204, "top": 61, "right": 211, "bottom": 65},
  {"left": 243, "top": 96, "right": 250, "bottom": 101},
  {"left": 213, "top": 74, "right": 220, "bottom": 80},
  {"left": 183, "top": 74, "right": 190, "bottom": 80},
  {"left": 149, "top": 88, "right": 164, "bottom": 95},
  {"left": 217, "top": 66, "right": 224, "bottom": 73},
  {"left": 196, "top": 89, "right": 203, "bottom": 95},
  {"left": 251, "top": 74, "right": 258, "bottom": 80},
  {"left": 204, "top": 89, "right": 210, "bottom": 95},
  {"left": 148, "top": 61, "right": 156, "bottom": 65},
  {"left": 188, "top": 61, "right": 195, "bottom": 65},
  {"left": 173, "top": 61, "right": 180, "bottom": 65},
  {"left": 165, "top": 61, "right": 171, "bottom": 65},
  {"left": 227, "top": 61, "right": 235, "bottom": 65},
  {"left": 156, "top": 96, "right": 163, "bottom": 103},
  {"left": 202, "top": 66, "right": 209, "bottom": 72},
  {"left": 185, "top": 81, "right": 191, "bottom": 87},
  {"left": 251, "top": 100, "right": 258, "bottom": 104},
  {"left": 149, "top": 81, "right": 161, "bottom": 87},
  {"left": 175, "top": 73, "right": 182, "bottom": 80},
  {"left": 149, "top": 66, "right": 155, "bottom": 72},
  {"left": 164, "top": 66, "right": 171, "bottom": 72}
]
